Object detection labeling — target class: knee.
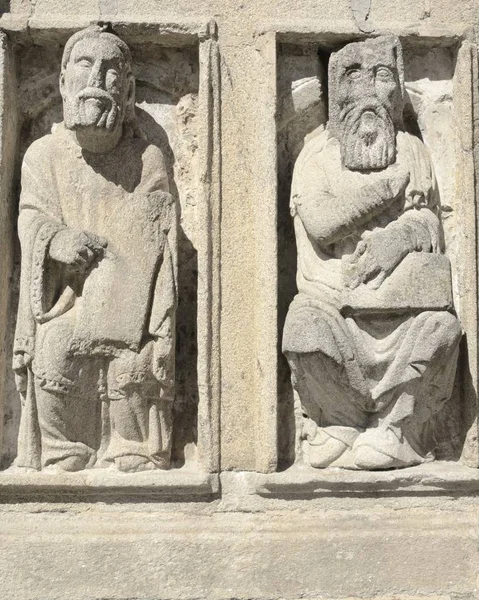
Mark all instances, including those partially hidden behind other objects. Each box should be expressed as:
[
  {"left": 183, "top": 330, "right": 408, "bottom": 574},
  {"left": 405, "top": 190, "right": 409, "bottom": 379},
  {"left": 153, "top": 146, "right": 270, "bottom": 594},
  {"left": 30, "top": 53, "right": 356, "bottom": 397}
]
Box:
[
  {"left": 283, "top": 305, "right": 343, "bottom": 363},
  {"left": 420, "top": 311, "right": 462, "bottom": 349},
  {"left": 33, "top": 315, "right": 75, "bottom": 377}
]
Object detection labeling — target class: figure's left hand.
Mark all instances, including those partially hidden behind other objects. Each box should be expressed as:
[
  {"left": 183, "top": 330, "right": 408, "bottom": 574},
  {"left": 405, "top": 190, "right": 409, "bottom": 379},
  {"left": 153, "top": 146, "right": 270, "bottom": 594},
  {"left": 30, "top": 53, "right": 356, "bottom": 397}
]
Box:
[{"left": 344, "top": 227, "right": 414, "bottom": 290}]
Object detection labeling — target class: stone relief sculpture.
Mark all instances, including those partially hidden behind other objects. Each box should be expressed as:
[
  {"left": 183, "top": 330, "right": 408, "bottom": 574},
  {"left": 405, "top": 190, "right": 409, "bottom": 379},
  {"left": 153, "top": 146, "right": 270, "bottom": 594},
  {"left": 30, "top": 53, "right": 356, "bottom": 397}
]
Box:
[
  {"left": 283, "top": 36, "right": 462, "bottom": 470},
  {"left": 12, "top": 25, "right": 178, "bottom": 473}
]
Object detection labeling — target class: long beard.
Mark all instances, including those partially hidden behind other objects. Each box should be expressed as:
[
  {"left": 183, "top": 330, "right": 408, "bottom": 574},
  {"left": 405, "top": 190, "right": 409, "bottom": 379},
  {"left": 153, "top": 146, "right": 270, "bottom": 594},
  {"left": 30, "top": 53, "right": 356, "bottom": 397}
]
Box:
[
  {"left": 64, "top": 87, "right": 120, "bottom": 133},
  {"left": 337, "top": 101, "right": 396, "bottom": 171}
]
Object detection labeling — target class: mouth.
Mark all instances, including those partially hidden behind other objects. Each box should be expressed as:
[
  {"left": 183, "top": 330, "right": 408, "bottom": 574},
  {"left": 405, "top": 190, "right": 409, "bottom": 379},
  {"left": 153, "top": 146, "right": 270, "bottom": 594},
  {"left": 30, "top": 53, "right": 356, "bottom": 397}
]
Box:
[{"left": 361, "top": 109, "right": 376, "bottom": 119}]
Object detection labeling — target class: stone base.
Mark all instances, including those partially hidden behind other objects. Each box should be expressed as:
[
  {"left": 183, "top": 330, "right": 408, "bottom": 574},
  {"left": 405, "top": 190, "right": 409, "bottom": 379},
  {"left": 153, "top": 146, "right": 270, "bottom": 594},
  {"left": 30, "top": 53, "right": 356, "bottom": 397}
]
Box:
[
  {"left": 0, "top": 466, "right": 219, "bottom": 502},
  {"left": 256, "top": 461, "right": 479, "bottom": 495},
  {"left": 0, "top": 472, "right": 478, "bottom": 600}
]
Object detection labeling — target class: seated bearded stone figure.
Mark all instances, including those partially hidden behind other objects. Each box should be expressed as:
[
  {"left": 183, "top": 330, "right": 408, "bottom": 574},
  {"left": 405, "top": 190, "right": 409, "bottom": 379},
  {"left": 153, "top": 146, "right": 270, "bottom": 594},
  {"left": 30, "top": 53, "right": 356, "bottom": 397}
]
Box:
[
  {"left": 12, "top": 26, "right": 177, "bottom": 473},
  {"left": 283, "top": 36, "right": 461, "bottom": 470}
]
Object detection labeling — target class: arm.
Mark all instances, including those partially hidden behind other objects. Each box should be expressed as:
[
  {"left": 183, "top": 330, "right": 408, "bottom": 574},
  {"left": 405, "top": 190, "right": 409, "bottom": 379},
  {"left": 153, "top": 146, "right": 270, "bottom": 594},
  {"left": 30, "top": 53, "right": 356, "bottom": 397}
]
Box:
[
  {"left": 292, "top": 147, "right": 410, "bottom": 248},
  {"left": 343, "top": 136, "right": 444, "bottom": 290},
  {"left": 387, "top": 206, "right": 443, "bottom": 253},
  {"left": 148, "top": 197, "right": 178, "bottom": 389},
  {"left": 145, "top": 144, "right": 177, "bottom": 339},
  {"left": 14, "top": 139, "right": 65, "bottom": 383},
  {"left": 19, "top": 140, "right": 107, "bottom": 322}
]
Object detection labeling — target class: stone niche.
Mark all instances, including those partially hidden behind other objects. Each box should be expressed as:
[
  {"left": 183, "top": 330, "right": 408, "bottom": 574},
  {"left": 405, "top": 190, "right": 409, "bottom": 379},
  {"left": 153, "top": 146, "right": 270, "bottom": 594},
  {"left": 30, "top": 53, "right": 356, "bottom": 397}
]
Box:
[
  {"left": 272, "top": 32, "right": 478, "bottom": 490},
  {"left": 0, "top": 21, "right": 221, "bottom": 501}
]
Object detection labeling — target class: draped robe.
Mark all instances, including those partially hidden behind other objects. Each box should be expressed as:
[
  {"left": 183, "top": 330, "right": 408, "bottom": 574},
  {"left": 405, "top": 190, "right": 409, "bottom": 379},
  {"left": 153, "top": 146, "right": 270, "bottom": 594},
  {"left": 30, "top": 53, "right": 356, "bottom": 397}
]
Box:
[
  {"left": 13, "top": 123, "right": 177, "bottom": 470},
  {"left": 283, "top": 129, "right": 461, "bottom": 466}
]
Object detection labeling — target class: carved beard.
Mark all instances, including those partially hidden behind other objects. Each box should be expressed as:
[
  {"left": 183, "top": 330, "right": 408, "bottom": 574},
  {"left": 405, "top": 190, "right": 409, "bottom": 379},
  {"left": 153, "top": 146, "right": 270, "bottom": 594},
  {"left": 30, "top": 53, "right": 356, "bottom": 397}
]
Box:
[
  {"left": 337, "top": 100, "right": 396, "bottom": 171},
  {"left": 64, "top": 87, "right": 120, "bottom": 132}
]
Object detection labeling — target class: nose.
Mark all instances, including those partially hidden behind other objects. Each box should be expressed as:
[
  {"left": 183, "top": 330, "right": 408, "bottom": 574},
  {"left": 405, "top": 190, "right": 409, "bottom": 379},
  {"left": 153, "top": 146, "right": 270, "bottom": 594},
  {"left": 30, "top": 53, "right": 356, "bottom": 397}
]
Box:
[
  {"left": 350, "top": 71, "right": 376, "bottom": 104},
  {"left": 361, "top": 70, "right": 376, "bottom": 95},
  {"left": 88, "top": 60, "right": 104, "bottom": 88}
]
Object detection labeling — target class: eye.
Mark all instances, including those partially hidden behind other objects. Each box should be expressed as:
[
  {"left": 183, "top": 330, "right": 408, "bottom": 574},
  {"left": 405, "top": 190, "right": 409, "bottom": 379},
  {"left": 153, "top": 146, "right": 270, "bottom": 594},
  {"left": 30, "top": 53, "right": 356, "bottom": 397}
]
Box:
[
  {"left": 346, "top": 68, "right": 361, "bottom": 80},
  {"left": 376, "top": 66, "right": 394, "bottom": 80},
  {"left": 106, "top": 69, "right": 120, "bottom": 88},
  {"left": 76, "top": 59, "right": 92, "bottom": 69}
]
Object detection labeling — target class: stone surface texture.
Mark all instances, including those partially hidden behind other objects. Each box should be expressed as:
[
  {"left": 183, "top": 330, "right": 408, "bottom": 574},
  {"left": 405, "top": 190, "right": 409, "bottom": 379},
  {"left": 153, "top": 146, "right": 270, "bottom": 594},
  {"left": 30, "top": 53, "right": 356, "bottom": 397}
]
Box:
[
  {"left": 283, "top": 35, "right": 461, "bottom": 471},
  {"left": 0, "top": 1, "right": 478, "bottom": 599},
  {"left": 12, "top": 26, "right": 178, "bottom": 474}
]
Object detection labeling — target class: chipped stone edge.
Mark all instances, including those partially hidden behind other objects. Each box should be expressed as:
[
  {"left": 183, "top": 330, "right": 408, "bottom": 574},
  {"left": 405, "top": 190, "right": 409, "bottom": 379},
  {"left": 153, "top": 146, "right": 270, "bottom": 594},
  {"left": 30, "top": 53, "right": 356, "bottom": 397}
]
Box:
[
  {"left": 0, "top": 18, "right": 222, "bottom": 487},
  {"left": 254, "top": 462, "right": 479, "bottom": 496},
  {"left": 0, "top": 13, "right": 217, "bottom": 46},
  {"left": 256, "top": 19, "right": 473, "bottom": 46},
  {"left": 0, "top": 468, "right": 220, "bottom": 502},
  {"left": 252, "top": 21, "right": 478, "bottom": 476}
]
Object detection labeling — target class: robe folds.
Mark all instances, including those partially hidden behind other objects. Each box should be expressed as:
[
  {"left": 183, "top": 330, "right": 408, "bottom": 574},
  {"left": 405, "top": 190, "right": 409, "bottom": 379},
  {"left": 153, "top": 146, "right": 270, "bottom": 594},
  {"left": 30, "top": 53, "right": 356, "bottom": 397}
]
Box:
[
  {"left": 13, "top": 123, "right": 177, "bottom": 469},
  {"left": 283, "top": 129, "right": 461, "bottom": 461}
]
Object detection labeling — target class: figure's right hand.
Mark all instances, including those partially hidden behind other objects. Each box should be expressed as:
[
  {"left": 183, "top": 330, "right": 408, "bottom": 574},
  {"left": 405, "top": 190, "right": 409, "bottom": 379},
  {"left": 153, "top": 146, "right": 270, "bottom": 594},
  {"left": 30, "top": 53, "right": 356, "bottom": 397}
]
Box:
[{"left": 49, "top": 229, "right": 107, "bottom": 271}]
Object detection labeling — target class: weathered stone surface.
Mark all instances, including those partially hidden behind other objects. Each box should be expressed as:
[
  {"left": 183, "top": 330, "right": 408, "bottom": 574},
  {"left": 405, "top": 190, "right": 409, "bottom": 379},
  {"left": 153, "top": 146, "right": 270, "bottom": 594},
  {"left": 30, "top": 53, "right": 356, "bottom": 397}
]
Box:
[
  {"left": 11, "top": 26, "right": 178, "bottom": 474},
  {"left": 283, "top": 36, "right": 462, "bottom": 471},
  {"left": 0, "top": 484, "right": 478, "bottom": 600},
  {"left": 0, "top": 2, "right": 477, "bottom": 600}
]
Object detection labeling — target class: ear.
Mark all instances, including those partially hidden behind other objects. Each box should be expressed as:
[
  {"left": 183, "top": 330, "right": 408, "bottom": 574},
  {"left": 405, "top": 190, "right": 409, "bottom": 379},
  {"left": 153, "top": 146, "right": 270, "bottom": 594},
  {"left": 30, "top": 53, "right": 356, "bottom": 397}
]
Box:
[
  {"left": 125, "top": 72, "right": 135, "bottom": 119},
  {"left": 59, "top": 70, "right": 66, "bottom": 98}
]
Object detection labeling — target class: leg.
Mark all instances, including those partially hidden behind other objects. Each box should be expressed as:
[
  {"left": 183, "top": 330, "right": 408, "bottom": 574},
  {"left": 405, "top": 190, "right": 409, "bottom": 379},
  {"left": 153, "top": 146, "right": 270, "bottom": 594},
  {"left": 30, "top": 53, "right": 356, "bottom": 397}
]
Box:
[
  {"left": 35, "top": 384, "right": 101, "bottom": 471},
  {"left": 353, "top": 311, "right": 461, "bottom": 469},
  {"left": 104, "top": 342, "right": 174, "bottom": 472},
  {"left": 106, "top": 389, "right": 173, "bottom": 472},
  {"left": 287, "top": 350, "right": 369, "bottom": 468},
  {"left": 32, "top": 313, "right": 102, "bottom": 471},
  {"left": 283, "top": 301, "right": 373, "bottom": 467}
]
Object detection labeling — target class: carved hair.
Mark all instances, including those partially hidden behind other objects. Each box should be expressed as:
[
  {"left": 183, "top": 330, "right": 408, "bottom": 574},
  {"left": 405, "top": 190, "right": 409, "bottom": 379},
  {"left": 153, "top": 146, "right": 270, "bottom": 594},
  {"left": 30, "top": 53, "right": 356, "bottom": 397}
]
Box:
[
  {"left": 61, "top": 24, "right": 144, "bottom": 137},
  {"left": 61, "top": 24, "right": 132, "bottom": 75}
]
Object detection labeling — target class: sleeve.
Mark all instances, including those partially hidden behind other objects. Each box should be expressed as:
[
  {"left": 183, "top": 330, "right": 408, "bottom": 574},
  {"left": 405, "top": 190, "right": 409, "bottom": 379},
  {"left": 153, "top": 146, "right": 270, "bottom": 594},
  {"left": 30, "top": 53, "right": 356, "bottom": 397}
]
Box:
[
  {"left": 387, "top": 136, "right": 444, "bottom": 254},
  {"left": 148, "top": 198, "right": 178, "bottom": 340},
  {"left": 141, "top": 142, "right": 178, "bottom": 361},
  {"left": 292, "top": 133, "right": 408, "bottom": 247},
  {"left": 139, "top": 143, "right": 170, "bottom": 195},
  {"left": 148, "top": 193, "right": 178, "bottom": 390},
  {"left": 13, "top": 138, "right": 65, "bottom": 385}
]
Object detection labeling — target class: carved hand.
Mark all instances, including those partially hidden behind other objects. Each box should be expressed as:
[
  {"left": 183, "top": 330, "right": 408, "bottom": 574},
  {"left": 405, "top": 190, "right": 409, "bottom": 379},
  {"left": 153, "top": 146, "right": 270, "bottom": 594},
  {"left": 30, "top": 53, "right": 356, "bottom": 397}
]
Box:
[
  {"left": 49, "top": 229, "right": 107, "bottom": 271},
  {"left": 344, "top": 226, "right": 414, "bottom": 290}
]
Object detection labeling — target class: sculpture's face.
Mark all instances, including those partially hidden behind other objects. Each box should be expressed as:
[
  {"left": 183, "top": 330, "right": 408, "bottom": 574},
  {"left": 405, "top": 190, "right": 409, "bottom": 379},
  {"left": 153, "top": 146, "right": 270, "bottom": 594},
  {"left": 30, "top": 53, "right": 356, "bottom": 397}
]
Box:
[
  {"left": 61, "top": 35, "right": 132, "bottom": 138},
  {"left": 330, "top": 38, "right": 403, "bottom": 171}
]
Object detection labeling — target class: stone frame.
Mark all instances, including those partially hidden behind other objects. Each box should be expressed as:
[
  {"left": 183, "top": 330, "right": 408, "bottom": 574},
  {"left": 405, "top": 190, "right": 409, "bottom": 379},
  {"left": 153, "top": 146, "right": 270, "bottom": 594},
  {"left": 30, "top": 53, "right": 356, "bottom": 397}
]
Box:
[
  {"left": 252, "top": 20, "right": 479, "bottom": 494},
  {"left": 0, "top": 16, "right": 221, "bottom": 501}
]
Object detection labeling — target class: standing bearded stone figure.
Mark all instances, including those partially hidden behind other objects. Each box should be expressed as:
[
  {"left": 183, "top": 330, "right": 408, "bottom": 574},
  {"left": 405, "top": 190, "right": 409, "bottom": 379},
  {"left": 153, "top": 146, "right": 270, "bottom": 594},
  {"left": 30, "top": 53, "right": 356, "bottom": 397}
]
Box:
[
  {"left": 13, "top": 25, "right": 177, "bottom": 472},
  {"left": 283, "top": 36, "right": 461, "bottom": 470}
]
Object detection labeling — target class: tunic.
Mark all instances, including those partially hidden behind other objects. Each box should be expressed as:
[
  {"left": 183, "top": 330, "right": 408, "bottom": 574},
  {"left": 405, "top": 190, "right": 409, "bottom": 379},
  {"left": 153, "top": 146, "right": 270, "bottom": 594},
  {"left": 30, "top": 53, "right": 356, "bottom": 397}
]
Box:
[{"left": 13, "top": 123, "right": 177, "bottom": 469}]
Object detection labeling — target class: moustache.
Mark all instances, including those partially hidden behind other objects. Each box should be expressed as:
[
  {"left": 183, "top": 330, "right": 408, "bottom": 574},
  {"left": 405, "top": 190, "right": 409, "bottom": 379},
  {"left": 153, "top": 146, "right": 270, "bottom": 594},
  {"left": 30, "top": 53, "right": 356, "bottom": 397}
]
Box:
[
  {"left": 339, "top": 99, "right": 392, "bottom": 133},
  {"left": 74, "top": 87, "right": 118, "bottom": 130},
  {"left": 76, "top": 87, "right": 115, "bottom": 105}
]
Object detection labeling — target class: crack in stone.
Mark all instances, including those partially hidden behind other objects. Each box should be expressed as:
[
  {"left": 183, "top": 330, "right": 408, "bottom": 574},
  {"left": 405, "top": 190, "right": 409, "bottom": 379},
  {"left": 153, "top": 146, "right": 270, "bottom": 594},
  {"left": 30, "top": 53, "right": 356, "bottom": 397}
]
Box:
[{"left": 351, "top": 0, "right": 372, "bottom": 24}]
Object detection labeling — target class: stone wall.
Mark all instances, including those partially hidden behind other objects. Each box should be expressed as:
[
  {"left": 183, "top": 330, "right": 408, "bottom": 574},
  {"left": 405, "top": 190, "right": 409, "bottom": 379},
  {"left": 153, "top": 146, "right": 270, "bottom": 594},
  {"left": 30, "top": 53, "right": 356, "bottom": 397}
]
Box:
[{"left": 0, "top": 1, "right": 478, "bottom": 599}]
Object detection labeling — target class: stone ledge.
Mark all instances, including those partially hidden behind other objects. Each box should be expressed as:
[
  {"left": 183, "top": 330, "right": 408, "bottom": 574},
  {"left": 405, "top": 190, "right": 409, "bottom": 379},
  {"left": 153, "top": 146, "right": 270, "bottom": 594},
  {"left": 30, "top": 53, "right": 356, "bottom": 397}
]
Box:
[
  {"left": 0, "top": 466, "right": 220, "bottom": 502},
  {"left": 255, "top": 461, "right": 479, "bottom": 496},
  {"left": 0, "top": 508, "right": 476, "bottom": 600}
]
